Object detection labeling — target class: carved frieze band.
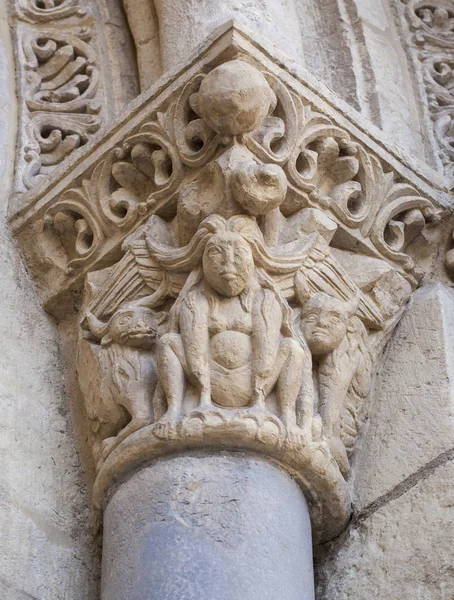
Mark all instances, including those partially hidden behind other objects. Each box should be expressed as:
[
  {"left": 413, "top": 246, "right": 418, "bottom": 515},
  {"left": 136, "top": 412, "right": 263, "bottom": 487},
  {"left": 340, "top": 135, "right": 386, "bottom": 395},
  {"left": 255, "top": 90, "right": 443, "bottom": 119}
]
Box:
[
  {"left": 11, "top": 33, "right": 444, "bottom": 542},
  {"left": 403, "top": 0, "right": 454, "bottom": 178},
  {"left": 10, "top": 0, "right": 104, "bottom": 191}
]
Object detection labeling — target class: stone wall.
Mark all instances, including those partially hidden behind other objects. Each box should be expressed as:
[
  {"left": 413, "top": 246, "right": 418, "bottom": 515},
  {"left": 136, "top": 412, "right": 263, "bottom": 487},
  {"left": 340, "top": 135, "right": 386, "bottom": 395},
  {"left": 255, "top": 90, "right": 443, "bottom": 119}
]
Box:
[{"left": 0, "top": 3, "right": 99, "bottom": 598}]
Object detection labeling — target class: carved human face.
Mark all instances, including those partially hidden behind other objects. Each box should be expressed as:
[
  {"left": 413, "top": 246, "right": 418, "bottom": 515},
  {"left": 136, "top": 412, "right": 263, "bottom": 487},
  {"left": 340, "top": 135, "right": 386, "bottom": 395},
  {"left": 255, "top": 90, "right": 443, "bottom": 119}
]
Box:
[
  {"left": 301, "top": 297, "right": 349, "bottom": 357},
  {"left": 109, "top": 307, "right": 158, "bottom": 349},
  {"left": 203, "top": 232, "right": 254, "bottom": 297}
]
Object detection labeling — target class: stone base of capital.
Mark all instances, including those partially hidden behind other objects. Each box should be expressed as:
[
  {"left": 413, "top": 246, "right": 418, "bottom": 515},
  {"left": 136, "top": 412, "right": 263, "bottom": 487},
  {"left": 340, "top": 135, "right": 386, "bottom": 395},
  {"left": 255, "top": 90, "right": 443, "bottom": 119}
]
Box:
[{"left": 93, "top": 410, "right": 350, "bottom": 544}]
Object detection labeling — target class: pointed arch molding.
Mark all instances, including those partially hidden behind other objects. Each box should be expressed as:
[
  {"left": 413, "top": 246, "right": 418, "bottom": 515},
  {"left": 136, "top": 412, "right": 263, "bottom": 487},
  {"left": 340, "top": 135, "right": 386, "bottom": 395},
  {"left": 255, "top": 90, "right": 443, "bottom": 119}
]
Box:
[{"left": 9, "top": 23, "right": 451, "bottom": 543}]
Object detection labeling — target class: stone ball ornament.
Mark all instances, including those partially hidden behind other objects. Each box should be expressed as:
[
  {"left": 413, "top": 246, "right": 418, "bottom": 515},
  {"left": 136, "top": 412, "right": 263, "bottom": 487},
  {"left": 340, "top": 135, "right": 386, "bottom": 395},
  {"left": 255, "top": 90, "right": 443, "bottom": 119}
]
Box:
[{"left": 196, "top": 59, "right": 276, "bottom": 135}]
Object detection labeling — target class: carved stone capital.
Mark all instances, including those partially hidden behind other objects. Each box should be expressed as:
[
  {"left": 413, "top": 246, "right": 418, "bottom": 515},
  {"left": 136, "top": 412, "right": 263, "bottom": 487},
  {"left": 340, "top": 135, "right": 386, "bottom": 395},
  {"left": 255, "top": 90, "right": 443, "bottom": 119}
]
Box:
[{"left": 11, "top": 23, "right": 449, "bottom": 543}]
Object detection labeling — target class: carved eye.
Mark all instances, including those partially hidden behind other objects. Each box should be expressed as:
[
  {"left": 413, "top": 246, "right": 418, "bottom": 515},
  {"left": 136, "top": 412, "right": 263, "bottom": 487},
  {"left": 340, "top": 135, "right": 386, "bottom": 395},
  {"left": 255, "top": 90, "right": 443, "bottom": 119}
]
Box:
[
  {"left": 119, "top": 316, "right": 132, "bottom": 326},
  {"left": 118, "top": 367, "right": 130, "bottom": 381},
  {"left": 207, "top": 246, "right": 222, "bottom": 257},
  {"left": 329, "top": 316, "right": 342, "bottom": 325},
  {"left": 304, "top": 314, "right": 318, "bottom": 323},
  {"left": 234, "top": 247, "right": 248, "bottom": 259}
]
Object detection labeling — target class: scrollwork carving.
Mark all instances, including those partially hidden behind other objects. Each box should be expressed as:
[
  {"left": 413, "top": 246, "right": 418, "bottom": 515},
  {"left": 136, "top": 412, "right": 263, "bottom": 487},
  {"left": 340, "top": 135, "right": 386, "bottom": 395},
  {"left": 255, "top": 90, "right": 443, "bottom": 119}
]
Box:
[{"left": 11, "top": 0, "right": 105, "bottom": 190}]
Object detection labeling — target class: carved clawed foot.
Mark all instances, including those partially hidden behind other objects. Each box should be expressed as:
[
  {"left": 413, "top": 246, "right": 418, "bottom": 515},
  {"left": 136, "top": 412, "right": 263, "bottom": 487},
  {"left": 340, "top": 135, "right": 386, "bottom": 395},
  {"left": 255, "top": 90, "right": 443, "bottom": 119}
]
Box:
[
  {"left": 328, "top": 436, "right": 350, "bottom": 477},
  {"left": 240, "top": 393, "right": 268, "bottom": 424},
  {"left": 154, "top": 412, "right": 179, "bottom": 440},
  {"left": 101, "top": 436, "right": 117, "bottom": 459}
]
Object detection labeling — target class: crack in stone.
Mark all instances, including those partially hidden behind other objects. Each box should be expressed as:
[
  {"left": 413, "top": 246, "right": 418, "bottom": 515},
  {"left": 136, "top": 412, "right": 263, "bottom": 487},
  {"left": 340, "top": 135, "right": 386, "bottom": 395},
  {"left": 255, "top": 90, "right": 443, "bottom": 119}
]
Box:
[
  {"left": 316, "top": 446, "right": 454, "bottom": 554},
  {"left": 356, "top": 445, "right": 454, "bottom": 525}
]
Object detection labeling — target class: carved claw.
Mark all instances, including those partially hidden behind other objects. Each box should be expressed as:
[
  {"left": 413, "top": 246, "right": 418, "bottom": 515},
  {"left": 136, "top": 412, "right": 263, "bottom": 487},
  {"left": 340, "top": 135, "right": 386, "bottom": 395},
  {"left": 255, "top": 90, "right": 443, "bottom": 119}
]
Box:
[
  {"left": 153, "top": 414, "right": 178, "bottom": 440},
  {"left": 101, "top": 436, "right": 117, "bottom": 459}
]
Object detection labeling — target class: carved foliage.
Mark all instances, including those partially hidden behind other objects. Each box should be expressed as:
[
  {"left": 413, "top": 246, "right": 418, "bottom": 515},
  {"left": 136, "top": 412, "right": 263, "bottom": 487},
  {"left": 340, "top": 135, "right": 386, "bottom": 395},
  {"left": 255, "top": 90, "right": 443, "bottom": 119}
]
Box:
[
  {"left": 16, "top": 0, "right": 87, "bottom": 22},
  {"left": 45, "top": 59, "right": 437, "bottom": 286}
]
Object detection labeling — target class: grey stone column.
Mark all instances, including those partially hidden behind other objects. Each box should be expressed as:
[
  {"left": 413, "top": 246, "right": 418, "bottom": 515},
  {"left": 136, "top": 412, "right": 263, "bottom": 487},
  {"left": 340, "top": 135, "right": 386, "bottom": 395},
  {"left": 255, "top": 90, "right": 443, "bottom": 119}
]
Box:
[{"left": 101, "top": 452, "right": 315, "bottom": 600}]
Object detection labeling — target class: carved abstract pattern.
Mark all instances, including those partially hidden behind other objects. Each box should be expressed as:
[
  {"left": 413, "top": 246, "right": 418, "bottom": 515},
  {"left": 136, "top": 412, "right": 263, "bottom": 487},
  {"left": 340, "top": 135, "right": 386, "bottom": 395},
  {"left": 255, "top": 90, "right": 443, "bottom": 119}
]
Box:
[
  {"left": 404, "top": 0, "right": 454, "bottom": 177},
  {"left": 10, "top": 0, "right": 103, "bottom": 189}
]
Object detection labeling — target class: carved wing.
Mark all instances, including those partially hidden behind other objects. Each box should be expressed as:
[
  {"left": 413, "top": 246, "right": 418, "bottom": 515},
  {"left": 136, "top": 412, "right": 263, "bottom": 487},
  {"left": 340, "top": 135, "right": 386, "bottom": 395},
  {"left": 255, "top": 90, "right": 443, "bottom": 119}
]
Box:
[
  {"left": 295, "top": 243, "right": 384, "bottom": 329},
  {"left": 339, "top": 322, "right": 374, "bottom": 455},
  {"left": 87, "top": 234, "right": 186, "bottom": 319}
]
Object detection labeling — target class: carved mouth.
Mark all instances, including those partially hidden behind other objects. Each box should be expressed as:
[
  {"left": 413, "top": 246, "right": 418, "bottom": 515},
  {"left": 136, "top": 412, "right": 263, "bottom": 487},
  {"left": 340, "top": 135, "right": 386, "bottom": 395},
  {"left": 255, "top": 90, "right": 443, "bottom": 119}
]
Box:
[
  {"left": 128, "top": 329, "right": 156, "bottom": 338},
  {"left": 220, "top": 272, "right": 238, "bottom": 280},
  {"left": 311, "top": 329, "right": 330, "bottom": 338}
]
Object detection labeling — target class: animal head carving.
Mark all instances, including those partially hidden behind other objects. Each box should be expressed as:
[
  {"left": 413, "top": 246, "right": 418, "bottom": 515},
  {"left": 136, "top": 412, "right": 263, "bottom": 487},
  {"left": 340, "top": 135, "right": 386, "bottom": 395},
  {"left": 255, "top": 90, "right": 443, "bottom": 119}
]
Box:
[{"left": 85, "top": 305, "right": 160, "bottom": 349}]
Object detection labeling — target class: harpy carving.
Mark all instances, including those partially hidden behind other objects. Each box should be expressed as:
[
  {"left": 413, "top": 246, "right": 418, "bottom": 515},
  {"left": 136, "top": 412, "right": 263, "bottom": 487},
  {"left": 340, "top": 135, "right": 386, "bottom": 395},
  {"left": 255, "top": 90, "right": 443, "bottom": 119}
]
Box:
[
  {"left": 66, "top": 58, "right": 436, "bottom": 541},
  {"left": 11, "top": 34, "right": 443, "bottom": 541}
]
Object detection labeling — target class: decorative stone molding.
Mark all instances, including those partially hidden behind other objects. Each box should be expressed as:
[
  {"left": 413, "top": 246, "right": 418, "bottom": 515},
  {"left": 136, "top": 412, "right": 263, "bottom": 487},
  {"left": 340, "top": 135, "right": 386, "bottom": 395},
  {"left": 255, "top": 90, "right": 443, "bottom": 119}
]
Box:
[
  {"left": 10, "top": 0, "right": 104, "bottom": 191},
  {"left": 10, "top": 24, "right": 448, "bottom": 544},
  {"left": 9, "top": 0, "right": 139, "bottom": 195},
  {"left": 402, "top": 0, "right": 454, "bottom": 180}
]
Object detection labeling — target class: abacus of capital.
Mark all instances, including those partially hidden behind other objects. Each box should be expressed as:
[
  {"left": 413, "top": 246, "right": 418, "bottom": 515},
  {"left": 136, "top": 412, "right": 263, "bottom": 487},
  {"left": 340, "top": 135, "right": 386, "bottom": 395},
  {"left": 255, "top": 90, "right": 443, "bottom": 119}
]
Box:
[{"left": 8, "top": 14, "right": 451, "bottom": 600}]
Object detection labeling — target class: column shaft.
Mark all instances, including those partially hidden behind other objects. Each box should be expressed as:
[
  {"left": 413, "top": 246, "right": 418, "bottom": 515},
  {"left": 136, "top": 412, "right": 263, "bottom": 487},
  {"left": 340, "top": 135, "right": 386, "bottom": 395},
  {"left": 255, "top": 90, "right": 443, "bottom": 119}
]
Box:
[{"left": 102, "top": 453, "right": 315, "bottom": 600}]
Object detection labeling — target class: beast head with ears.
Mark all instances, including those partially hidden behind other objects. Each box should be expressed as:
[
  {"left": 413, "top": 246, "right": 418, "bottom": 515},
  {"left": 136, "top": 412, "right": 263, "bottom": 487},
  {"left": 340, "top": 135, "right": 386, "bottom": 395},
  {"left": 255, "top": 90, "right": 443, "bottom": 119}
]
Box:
[{"left": 84, "top": 304, "right": 165, "bottom": 349}]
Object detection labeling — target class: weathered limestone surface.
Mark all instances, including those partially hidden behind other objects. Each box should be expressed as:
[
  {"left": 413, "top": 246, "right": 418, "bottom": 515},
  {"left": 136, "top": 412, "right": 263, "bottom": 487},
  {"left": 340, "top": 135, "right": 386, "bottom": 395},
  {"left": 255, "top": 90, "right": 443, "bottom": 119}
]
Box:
[
  {"left": 352, "top": 283, "right": 454, "bottom": 511},
  {"left": 102, "top": 453, "right": 315, "bottom": 600},
  {"left": 296, "top": 0, "right": 426, "bottom": 161},
  {"left": 0, "top": 4, "right": 99, "bottom": 599},
  {"left": 316, "top": 458, "right": 454, "bottom": 600}
]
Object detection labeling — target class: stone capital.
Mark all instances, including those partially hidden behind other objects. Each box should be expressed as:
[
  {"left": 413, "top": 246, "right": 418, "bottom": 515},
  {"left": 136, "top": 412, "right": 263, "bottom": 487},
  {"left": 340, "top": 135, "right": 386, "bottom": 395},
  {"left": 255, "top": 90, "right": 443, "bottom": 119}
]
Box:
[{"left": 10, "top": 22, "right": 450, "bottom": 544}]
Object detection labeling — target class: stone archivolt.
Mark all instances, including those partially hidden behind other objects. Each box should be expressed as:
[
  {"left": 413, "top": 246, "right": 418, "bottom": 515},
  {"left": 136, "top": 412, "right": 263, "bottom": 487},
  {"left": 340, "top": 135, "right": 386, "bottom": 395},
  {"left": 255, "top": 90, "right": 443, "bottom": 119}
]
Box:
[
  {"left": 10, "top": 34, "right": 445, "bottom": 542},
  {"left": 404, "top": 0, "right": 454, "bottom": 178}
]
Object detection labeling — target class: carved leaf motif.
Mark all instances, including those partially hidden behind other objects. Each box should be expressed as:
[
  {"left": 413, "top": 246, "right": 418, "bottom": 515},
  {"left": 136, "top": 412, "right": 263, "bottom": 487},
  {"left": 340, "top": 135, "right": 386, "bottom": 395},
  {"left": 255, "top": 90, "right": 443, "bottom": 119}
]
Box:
[
  {"left": 21, "top": 28, "right": 102, "bottom": 188},
  {"left": 244, "top": 73, "right": 299, "bottom": 165},
  {"left": 404, "top": 1, "right": 454, "bottom": 175},
  {"left": 174, "top": 75, "right": 219, "bottom": 167},
  {"left": 408, "top": 1, "right": 454, "bottom": 47},
  {"left": 42, "top": 115, "right": 185, "bottom": 268},
  {"left": 370, "top": 183, "right": 438, "bottom": 275}
]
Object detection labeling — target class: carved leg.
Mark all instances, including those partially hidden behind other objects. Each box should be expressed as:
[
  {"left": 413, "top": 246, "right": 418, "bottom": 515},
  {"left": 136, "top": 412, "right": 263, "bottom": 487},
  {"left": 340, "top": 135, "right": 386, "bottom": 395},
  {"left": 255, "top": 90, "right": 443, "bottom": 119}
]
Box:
[
  {"left": 102, "top": 410, "right": 153, "bottom": 459},
  {"left": 274, "top": 338, "right": 306, "bottom": 429},
  {"left": 155, "top": 333, "right": 187, "bottom": 435}
]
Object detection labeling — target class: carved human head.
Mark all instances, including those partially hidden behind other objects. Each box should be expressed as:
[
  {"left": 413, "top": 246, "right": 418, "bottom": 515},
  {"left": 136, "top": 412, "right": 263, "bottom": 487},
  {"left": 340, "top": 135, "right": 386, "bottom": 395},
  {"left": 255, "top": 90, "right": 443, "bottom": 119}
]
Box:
[
  {"left": 203, "top": 231, "right": 254, "bottom": 297},
  {"left": 87, "top": 305, "right": 159, "bottom": 349},
  {"left": 300, "top": 293, "right": 356, "bottom": 357}
]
